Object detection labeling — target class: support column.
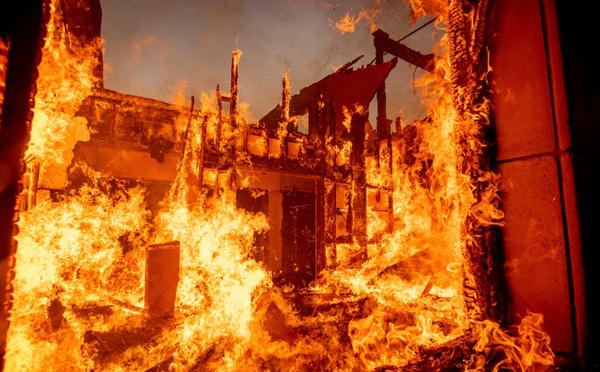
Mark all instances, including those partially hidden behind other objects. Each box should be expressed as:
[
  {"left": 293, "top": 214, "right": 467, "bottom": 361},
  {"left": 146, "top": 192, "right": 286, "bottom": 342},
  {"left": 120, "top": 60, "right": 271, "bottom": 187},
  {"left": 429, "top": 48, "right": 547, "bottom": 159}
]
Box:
[{"left": 374, "top": 35, "right": 389, "bottom": 139}]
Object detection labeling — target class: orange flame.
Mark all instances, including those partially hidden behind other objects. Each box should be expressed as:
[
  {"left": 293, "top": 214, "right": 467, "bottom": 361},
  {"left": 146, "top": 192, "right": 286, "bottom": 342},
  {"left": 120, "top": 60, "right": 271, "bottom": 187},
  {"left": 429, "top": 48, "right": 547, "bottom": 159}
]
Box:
[
  {"left": 24, "top": 0, "right": 101, "bottom": 190},
  {"left": 4, "top": 0, "right": 555, "bottom": 370},
  {"left": 328, "top": 1, "right": 385, "bottom": 34},
  {"left": 466, "top": 313, "right": 555, "bottom": 371},
  {"left": 329, "top": 13, "right": 361, "bottom": 34}
]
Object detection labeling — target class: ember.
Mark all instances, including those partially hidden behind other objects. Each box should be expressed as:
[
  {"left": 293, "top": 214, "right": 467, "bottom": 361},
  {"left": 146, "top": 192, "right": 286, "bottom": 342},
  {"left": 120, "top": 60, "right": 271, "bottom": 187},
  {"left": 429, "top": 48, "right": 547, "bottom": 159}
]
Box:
[{"left": 2, "top": 0, "right": 592, "bottom": 371}]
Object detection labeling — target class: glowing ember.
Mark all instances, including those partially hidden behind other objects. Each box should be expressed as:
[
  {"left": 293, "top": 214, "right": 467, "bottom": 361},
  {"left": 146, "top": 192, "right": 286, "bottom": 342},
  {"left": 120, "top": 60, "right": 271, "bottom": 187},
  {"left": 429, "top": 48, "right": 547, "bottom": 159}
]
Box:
[{"left": 4, "top": 0, "right": 555, "bottom": 371}]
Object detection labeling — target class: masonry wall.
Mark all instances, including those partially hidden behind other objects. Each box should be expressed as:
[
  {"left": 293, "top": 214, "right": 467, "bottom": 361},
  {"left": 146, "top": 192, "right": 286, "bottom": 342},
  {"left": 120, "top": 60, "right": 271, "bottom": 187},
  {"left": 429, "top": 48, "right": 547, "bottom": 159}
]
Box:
[{"left": 488, "top": 0, "right": 587, "bottom": 368}]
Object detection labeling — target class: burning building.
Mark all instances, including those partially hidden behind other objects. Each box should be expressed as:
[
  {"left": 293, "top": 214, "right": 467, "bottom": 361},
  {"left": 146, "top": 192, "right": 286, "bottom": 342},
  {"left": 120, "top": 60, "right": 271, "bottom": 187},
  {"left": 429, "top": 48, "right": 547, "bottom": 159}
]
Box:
[{"left": 0, "top": 0, "right": 597, "bottom": 371}]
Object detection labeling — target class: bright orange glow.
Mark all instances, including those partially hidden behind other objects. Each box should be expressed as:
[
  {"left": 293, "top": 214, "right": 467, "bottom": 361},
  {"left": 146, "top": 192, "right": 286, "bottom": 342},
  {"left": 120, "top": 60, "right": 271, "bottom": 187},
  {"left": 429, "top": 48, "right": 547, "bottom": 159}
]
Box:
[{"left": 4, "top": 0, "right": 555, "bottom": 371}]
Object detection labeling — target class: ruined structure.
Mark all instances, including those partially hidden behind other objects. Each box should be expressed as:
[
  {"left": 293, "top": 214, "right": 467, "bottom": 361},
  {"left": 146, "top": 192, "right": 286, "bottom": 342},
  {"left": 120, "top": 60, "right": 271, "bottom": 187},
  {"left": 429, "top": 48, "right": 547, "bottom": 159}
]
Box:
[{"left": 1, "top": 0, "right": 597, "bottom": 371}]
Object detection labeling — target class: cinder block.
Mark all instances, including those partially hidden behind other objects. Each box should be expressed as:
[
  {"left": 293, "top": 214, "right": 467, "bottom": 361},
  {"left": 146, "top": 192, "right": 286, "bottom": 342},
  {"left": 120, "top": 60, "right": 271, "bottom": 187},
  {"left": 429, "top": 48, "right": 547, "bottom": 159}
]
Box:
[
  {"left": 489, "top": 0, "right": 556, "bottom": 161},
  {"left": 498, "top": 155, "right": 573, "bottom": 352}
]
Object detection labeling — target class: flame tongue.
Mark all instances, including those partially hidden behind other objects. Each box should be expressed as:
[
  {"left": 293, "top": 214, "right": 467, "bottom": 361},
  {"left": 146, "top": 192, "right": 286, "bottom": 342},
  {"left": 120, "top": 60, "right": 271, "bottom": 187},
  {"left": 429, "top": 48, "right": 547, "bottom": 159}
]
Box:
[{"left": 4, "top": 0, "right": 555, "bottom": 370}]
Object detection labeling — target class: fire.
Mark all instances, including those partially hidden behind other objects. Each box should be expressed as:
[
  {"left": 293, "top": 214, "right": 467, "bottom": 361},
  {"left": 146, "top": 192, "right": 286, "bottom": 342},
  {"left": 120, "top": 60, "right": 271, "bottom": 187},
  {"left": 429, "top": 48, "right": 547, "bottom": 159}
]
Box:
[
  {"left": 329, "top": 6, "right": 383, "bottom": 35},
  {"left": 3, "top": 0, "right": 556, "bottom": 371},
  {"left": 25, "top": 0, "right": 100, "bottom": 191},
  {"left": 6, "top": 181, "right": 150, "bottom": 369},
  {"left": 330, "top": 13, "right": 361, "bottom": 34}
]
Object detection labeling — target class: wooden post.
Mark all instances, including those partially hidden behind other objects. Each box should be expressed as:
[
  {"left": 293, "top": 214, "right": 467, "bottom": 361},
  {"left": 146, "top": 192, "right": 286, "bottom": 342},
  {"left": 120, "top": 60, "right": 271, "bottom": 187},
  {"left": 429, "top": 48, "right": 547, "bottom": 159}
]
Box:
[
  {"left": 374, "top": 33, "right": 389, "bottom": 140},
  {"left": 324, "top": 100, "right": 337, "bottom": 268},
  {"left": 215, "top": 85, "right": 223, "bottom": 193},
  {"left": 349, "top": 113, "right": 368, "bottom": 260},
  {"left": 279, "top": 70, "right": 291, "bottom": 162},
  {"left": 228, "top": 50, "right": 241, "bottom": 193},
  {"left": 198, "top": 114, "right": 207, "bottom": 197},
  {"left": 229, "top": 50, "right": 240, "bottom": 127},
  {"left": 316, "top": 97, "right": 327, "bottom": 274}
]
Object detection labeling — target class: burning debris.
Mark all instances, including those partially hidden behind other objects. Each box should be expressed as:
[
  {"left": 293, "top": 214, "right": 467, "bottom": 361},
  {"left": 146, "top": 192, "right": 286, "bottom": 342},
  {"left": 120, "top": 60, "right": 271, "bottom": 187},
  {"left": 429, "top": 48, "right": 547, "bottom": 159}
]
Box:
[{"left": 0, "top": 0, "right": 558, "bottom": 371}]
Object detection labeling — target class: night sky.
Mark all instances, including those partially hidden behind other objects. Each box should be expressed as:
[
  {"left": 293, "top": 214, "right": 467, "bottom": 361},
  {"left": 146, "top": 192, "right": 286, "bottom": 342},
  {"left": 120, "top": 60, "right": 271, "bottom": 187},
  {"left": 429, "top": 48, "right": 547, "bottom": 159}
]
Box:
[{"left": 100, "top": 0, "right": 442, "bottom": 128}]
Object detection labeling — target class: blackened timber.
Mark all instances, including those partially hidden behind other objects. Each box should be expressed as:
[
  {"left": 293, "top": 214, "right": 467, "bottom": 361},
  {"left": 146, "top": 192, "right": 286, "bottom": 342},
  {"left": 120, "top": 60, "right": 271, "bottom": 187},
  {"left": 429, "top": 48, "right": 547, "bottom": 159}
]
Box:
[
  {"left": 0, "top": 0, "right": 50, "bottom": 259},
  {"left": 373, "top": 28, "right": 435, "bottom": 139},
  {"left": 349, "top": 113, "right": 368, "bottom": 258},
  {"left": 215, "top": 85, "right": 224, "bottom": 193},
  {"left": 387, "top": 139, "right": 394, "bottom": 233},
  {"left": 198, "top": 113, "right": 207, "bottom": 193},
  {"left": 229, "top": 50, "right": 240, "bottom": 123},
  {"left": 323, "top": 100, "right": 337, "bottom": 267},
  {"left": 372, "top": 29, "right": 436, "bottom": 73},
  {"left": 279, "top": 72, "right": 291, "bottom": 163},
  {"left": 259, "top": 61, "right": 397, "bottom": 136},
  {"left": 316, "top": 177, "right": 327, "bottom": 274},
  {"left": 375, "top": 37, "right": 389, "bottom": 139},
  {"left": 333, "top": 54, "right": 364, "bottom": 75},
  {"left": 446, "top": 0, "right": 497, "bottom": 323}
]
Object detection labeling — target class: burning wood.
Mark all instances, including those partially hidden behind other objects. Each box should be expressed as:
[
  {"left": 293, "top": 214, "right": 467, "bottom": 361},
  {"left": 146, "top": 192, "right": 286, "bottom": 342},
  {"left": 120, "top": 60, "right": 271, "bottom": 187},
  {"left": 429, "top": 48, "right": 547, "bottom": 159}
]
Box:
[
  {"left": 144, "top": 241, "right": 180, "bottom": 318},
  {"left": 0, "top": 0, "right": 558, "bottom": 371}
]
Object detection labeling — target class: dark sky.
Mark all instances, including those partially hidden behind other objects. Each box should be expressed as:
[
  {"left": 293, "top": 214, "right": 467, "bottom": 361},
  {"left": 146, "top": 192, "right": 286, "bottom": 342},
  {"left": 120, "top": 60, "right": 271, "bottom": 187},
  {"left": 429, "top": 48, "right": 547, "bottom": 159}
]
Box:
[{"left": 100, "top": 0, "right": 442, "bottom": 127}]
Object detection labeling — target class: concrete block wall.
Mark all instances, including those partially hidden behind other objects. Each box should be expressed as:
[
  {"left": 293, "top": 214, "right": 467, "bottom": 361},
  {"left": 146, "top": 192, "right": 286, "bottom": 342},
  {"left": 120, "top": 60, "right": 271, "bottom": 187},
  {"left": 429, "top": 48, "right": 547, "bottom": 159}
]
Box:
[{"left": 488, "top": 0, "right": 588, "bottom": 367}]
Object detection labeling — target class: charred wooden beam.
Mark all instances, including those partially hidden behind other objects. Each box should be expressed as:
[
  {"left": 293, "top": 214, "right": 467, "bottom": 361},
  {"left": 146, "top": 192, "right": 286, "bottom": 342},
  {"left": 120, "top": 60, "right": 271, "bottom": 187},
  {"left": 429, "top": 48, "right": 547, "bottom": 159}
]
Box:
[
  {"left": 333, "top": 54, "right": 364, "bottom": 75},
  {"left": 375, "top": 37, "right": 389, "bottom": 139},
  {"left": 279, "top": 71, "right": 291, "bottom": 163},
  {"left": 259, "top": 61, "right": 396, "bottom": 136},
  {"left": 372, "top": 29, "right": 436, "bottom": 73},
  {"left": 349, "top": 113, "right": 368, "bottom": 257},
  {"left": 229, "top": 50, "right": 240, "bottom": 122},
  {"left": 225, "top": 50, "right": 241, "bottom": 193},
  {"left": 446, "top": 0, "right": 499, "bottom": 323},
  {"left": 0, "top": 1, "right": 50, "bottom": 365},
  {"left": 323, "top": 100, "right": 338, "bottom": 268},
  {"left": 0, "top": 0, "right": 50, "bottom": 258},
  {"left": 373, "top": 28, "right": 435, "bottom": 139},
  {"left": 198, "top": 113, "right": 207, "bottom": 193},
  {"left": 315, "top": 98, "right": 327, "bottom": 274}
]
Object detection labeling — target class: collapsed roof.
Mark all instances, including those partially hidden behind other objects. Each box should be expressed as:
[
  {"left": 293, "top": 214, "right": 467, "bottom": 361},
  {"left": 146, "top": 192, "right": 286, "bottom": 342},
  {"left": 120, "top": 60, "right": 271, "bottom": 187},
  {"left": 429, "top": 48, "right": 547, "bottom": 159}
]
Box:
[{"left": 259, "top": 58, "right": 398, "bottom": 133}]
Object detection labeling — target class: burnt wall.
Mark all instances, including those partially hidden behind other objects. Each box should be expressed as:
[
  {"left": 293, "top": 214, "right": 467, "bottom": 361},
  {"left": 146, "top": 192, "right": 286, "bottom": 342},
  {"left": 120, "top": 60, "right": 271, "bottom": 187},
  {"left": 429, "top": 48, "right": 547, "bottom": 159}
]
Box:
[
  {"left": 488, "top": 0, "right": 587, "bottom": 369},
  {"left": 79, "top": 88, "right": 184, "bottom": 150}
]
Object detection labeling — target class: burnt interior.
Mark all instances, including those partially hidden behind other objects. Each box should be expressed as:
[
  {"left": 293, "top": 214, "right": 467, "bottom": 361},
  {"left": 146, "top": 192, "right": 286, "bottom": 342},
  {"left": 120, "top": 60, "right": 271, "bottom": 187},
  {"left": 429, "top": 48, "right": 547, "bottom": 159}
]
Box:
[{"left": 1, "top": 0, "right": 599, "bottom": 371}]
